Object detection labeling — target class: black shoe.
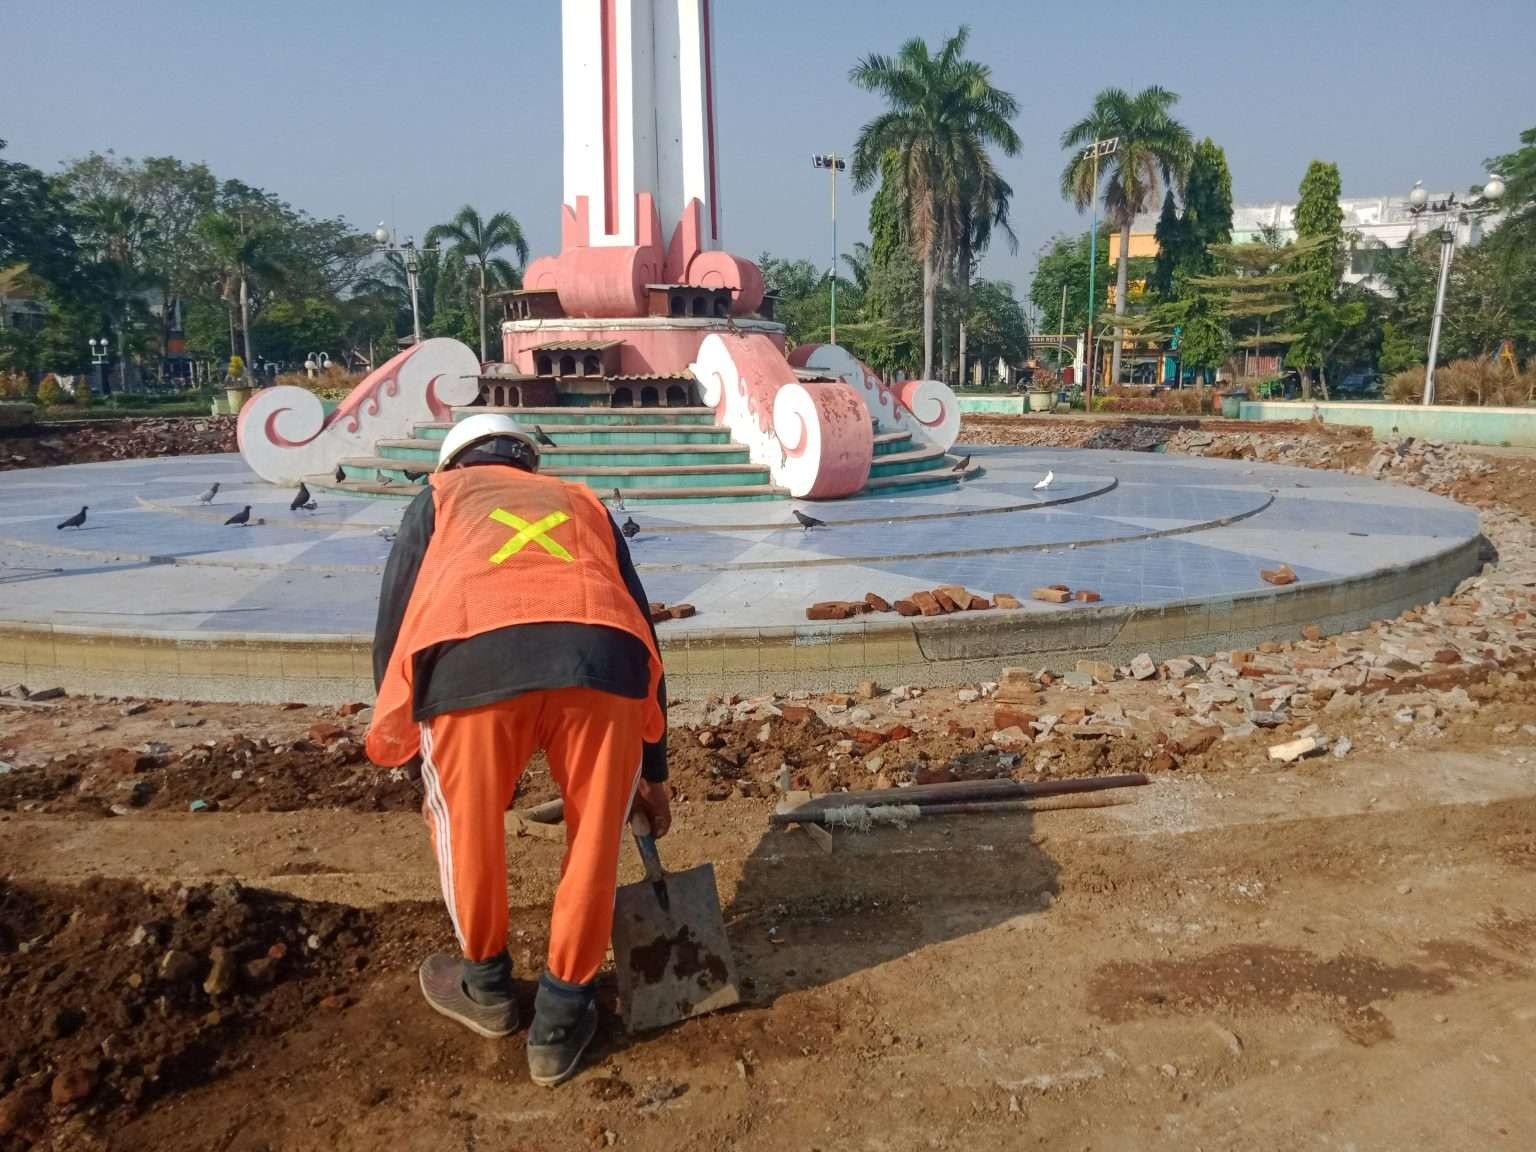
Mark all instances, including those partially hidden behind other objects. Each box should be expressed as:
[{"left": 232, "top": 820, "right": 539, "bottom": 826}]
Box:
[
  {"left": 527, "top": 978, "right": 599, "bottom": 1087},
  {"left": 418, "top": 954, "right": 518, "bottom": 1038}
]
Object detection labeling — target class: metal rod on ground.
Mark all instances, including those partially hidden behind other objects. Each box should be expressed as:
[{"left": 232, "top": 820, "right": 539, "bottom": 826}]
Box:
[
  {"left": 788, "top": 793, "right": 1130, "bottom": 826},
  {"left": 770, "top": 773, "right": 1149, "bottom": 826}
]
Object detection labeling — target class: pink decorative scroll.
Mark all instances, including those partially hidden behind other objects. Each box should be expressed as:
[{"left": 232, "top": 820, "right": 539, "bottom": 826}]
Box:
[
  {"left": 237, "top": 338, "right": 481, "bottom": 486},
  {"left": 692, "top": 332, "right": 871, "bottom": 499},
  {"left": 788, "top": 344, "right": 960, "bottom": 452}
]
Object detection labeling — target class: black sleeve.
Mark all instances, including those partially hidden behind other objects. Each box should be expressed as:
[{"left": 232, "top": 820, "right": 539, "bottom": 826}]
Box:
[
  {"left": 609, "top": 516, "right": 669, "bottom": 782},
  {"left": 374, "top": 490, "right": 437, "bottom": 690}
]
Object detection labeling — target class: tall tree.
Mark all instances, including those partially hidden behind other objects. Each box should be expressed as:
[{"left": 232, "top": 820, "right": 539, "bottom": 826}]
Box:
[
  {"left": 1060, "top": 86, "right": 1191, "bottom": 388},
  {"left": 1150, "top": 190, "right": 1186, "bottom": 300},
  {"left": 424, "top": 206, "right": 528, "bottom": 363},
  {"left": 198, "top": 211, "right": 284, "bottom": 377},
  {"left": 1029, "top": 228, "right": 1110, "bottom": 342},
  {"left": 849, "top": 26, "right": 1020, "bottom": 380},
  {"left": 1289, "top": 160, "right": 1363, "bottom": 396}
]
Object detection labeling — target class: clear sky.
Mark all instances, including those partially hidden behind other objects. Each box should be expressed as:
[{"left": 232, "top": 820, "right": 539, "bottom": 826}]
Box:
[{"left": 8, "top": 0, "right": 1535, "bottom": 318}]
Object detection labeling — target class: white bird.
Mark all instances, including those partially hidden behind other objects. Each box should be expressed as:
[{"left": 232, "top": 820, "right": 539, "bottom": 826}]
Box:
[
  {"left": 1033, "top": 470, "right": 1055, "bottom": 491},
  {"left": 375, "top": 526, "right": 397, "bottom": 542},
  {"left": 196, "top": 482, "right": 220, "bottom": 505}
]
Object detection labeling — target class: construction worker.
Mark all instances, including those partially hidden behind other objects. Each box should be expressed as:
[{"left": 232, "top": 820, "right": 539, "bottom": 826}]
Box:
[{"left": 366, "top": 412, "right": 669, "bottom": 1087}]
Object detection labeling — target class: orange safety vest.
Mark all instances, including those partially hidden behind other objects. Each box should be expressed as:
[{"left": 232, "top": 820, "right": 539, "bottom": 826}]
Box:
[{"left": 367, "top": 466, "right": 665, "bottom": 766}]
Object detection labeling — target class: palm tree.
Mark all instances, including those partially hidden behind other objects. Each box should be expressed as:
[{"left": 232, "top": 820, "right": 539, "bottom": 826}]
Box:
[
  {"left": 199, "top": 211, "right": 284, "bottom": 377},
  {"left": 79, "top": 195, "right": 157, "bottom": 391},
  {"left": 850, "top": 27, "right": 1020, "bottom": 380},
  {"left": 1060, "top": 86, "right": 1191, "bottom": 388},
  {"left": 425, "top": 206, "right": 529, "bottom": 362}
]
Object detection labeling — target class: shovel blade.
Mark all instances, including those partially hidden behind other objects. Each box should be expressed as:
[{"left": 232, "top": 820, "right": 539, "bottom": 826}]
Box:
[{"left": 612, "top": 862, "right": 740, "bottom": 1033}]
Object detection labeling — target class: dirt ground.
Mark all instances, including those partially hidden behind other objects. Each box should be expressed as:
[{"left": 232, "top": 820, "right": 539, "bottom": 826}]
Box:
[{"left": 3, "top": 416, "right": 1536, "bottom": 1150}]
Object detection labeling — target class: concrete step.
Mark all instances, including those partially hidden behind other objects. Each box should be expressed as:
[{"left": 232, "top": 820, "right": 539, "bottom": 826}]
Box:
[
  {"left": 872, "top": 431, "right": 914, "bottom": 457},
  {"left": 308, "top": 475, "right": 788, "bottom": 504},
  {"left": 338, "top": 456, "right": 772, "bottom": 492},
  {"left": 453, "top": 406, "right": 716, "bottom": 426},
  {"left": 376, "top": 438, "right": 749, "bottom": 468},
  {"left": 411, "top": 422, "right": 732, "bottom": 445},
  {"left": 867, "top": 446, "right": 952, "bottom": 479}
]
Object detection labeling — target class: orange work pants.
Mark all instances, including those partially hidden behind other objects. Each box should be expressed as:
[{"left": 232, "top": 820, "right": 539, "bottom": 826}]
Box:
[{"left": 418, "top": 687, "right": 644, "bottom": 986}]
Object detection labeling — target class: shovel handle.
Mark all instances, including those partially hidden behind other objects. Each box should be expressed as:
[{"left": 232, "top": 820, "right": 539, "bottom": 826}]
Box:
[{"left": 630, "top": 810, "right": 665, "bottom": 884}]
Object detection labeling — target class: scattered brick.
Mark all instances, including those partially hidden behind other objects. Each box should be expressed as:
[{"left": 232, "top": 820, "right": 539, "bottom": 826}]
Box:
[
  {"left": 336, "top": 702, "right": 368, "bottom": 717},
  {"left": 1031, "top": 587, "right": 1071, "bottom": 604},
  {"left": 993, "top": 593, "right": 1022, "bottom": 609},
  {"left": 668, "top": 603, "right": 697, "bottom": 620},
  {"left": 1433, "top": 649, "right": 1460, "bottom": 664},
  {"left": 851, "top": 728, "right": 888, "bottom": 749},
  {"left": 893, "top": 599, "right": 921, "bottom": 617},
  {"left": 885, "top": 723, "right": 915, "bottom": 742},
  {"left": 1076, "top": 660, "right": 1117, "bottom": 683},
  {"left": 993, "top": 704, "right": 1039, "bottom": 731},
  {"left": 933, "top": 591, "right": 963, "bottom": 614},
  {"left": 911, "top": 591, "right": 945, "bottom": 616},
  {"left": 1301, "top": 624, "right": 1323, "bottom": 642},
  {"left": 967, "top": 595, "right": 992, "bottom": 611},
  {"left": 1073, "top": 590, "right": 1102, "bottom": 603},
  {"left": 307, "top": 722, "right": 347, "bottom": 745},
  {"left": 806, "top": 602, "right": 857, "bottom": 621},
  {"left": 778, "top": 704, "right": 813, "bottom": 724},
  {"left": 1261, "top": 564, "right": 1298, "bottom": 586},
  {"left": 864, "top": 592, "right": 892, "bottom": 612}
]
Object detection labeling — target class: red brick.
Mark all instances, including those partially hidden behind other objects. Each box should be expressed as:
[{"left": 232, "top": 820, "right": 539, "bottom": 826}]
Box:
[
  {"left": 1047, "top": 584, "right": 1070, "bottom": 592},
  {"left": 1433, "top": 649, "right": 1460, "bottom": 664},
  {"left": 668, "top": 603, "right": 697, "bottom": 620},
  {"left": 1073, "top": 590, "right": 1102, "bottom": 603},
  {"left": 778, "top": 704, "right": 813, "bottom": 724},
  {"left": 806, "top": 602, "right": 856, "bottom": 621},
  {"left": 337, "top": 701, "right": 368, "bottom": 716},
  {"left": 307, "top": 722, "right": 347, "bottom": 745},
  {"left": 649, "top": 603, "right": 671, "bottom": 624},
  {"left": 994, "top": 704, "right": 1038, "bottom": 731},
  {"left": 864, "top": 592, "right": 892, "bottom": 612},
  {"left": 993, "top": 593, "right": 1022, "bottom": 609},
  {"left": 1258, "top": 641, "right": 1284, "bottom": 654},
  {"left": 1031, "top": 587, "right": 1071, "bottom": 604},
  {"left": 1301, "top": 624, "right": 1323, "bottom": 642},
  {"left": 885, "top": 723, "right": 915, "bottom": 742},
  {"left": 893, "top": 599, "right": 921, "bottom": 617},
  {"left": 911, "top": 591, "right": 945, "bottom": 616},
  {"left": 934, "top": 591, "right": 962, "bottom": 613},
  {"left": 967, "top": 595, "right": 992, "bottom": 611},
  {"left": 852, "top": 727, "right": 888, "bottom": 748},
  {"left": 1260, "top": 564, "right": 1298, "bottom": 586}
]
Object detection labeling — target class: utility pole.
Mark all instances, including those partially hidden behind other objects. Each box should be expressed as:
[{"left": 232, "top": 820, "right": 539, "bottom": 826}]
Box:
[
  {"left": 375, "top": 223, "right": 439, "bottom": 347},
  {"left": 1082, "top": 137, "right": 1119, "bottom": 411},
  {"left": 811, "top": 154, "right": 847, "bottom": 344}
]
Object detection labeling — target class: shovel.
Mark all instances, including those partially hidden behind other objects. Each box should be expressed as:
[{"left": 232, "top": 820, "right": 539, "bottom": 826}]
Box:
[{"left": 610, "top": 810, "right": 740, "bottom": 1032}]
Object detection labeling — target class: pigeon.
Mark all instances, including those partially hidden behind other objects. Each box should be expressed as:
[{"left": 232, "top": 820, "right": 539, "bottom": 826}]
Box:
[
  {"left": 404, "top": 468, "right": 428, "bottom": 483},
  {"left": 533, "top": 425, "right": 557, "bottom": 447},
  {"left": 1395, "top": 436, "right": 1415, "bottom": 457},
  {"left": 57, "top": 506, "right": 87, "bottom": 530},
  {"left": 793, "top": 509, "right": 826, "bottom": 531},
  {"left": 621, "top": 516, "right": 640, "bottom": 540},
  {"left": 334, "top": 463, "right": 347, "bottom": 484},
  {"left": 197, "top": 482, "right": 220, "bottom": 505},
  {"left": 611, "top": 487, "right": 626, "bottom": 511},
  {"left": 952, "top": 453, "right": 971, "bottom": 473},
  {"left": 375, "top": 526, "right": 397, "bottom": 542},
  {"left": 290, "top": 482, "right": 311, "bottom": 511},
  {"left": 1033, "top": 470, "right": 1055, "bottom": 491},
  {"left": 224, "top": 506, "right": 251, "bottom": 527}
]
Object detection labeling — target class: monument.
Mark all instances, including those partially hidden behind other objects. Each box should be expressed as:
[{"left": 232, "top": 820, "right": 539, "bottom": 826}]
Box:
[{"left": 240, "top": 0, "right": 959, "bottom": 501}]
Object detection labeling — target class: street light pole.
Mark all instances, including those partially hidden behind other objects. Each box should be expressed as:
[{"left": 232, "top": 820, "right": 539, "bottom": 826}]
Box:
[
  {"left": 1082, "top": 137, "right": 1119, "bottom": 410},
  {"left": 88, "top": 337, "right": 109, "bottom": 398},
  {"left": 811, "top": 154, "right": 847, "bottom": 345},
  {"left": 375, "top": 223, "right": 439, "bottom": 347},
  {"left": 1406, "top": 175, "right": 1505, "bottom": 405}
]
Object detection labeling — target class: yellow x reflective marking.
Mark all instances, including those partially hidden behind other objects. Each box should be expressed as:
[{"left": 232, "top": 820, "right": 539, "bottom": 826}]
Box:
[{"left": 487, "top": 508, "right": 574, "bottom": 564}]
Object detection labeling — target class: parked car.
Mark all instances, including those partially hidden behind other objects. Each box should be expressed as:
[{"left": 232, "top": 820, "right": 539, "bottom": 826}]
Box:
[{"left": 1335, "top": 372, "right": 1384, "bottom": 398}]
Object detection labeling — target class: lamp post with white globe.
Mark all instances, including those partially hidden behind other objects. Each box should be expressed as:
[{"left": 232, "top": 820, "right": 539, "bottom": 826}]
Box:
[
  {"left": 374, "top": 223, "right": 439, "bottom": 347},
  {"left": 1406, "top": 174, "right": 1505, "bottom": 405}
]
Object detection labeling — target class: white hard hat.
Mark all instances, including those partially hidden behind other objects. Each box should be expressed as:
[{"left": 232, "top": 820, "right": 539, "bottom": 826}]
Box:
[{"left": 436, "top": 412, "right": 540, "bottom": 472}]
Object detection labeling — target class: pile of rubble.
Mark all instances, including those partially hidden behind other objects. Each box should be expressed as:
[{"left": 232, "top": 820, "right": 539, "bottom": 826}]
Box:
[{"left": 0, "top": 416, "right": 236, "bottom": 471}]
